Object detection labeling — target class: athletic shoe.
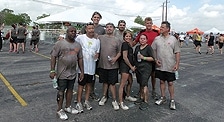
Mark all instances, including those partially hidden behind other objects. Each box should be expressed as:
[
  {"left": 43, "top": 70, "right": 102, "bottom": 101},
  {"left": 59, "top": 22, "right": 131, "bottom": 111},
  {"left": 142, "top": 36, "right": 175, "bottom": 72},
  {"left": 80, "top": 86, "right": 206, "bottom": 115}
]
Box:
[
  {"left": 75, "top": 102, "right": 83, "bottom": 113},
  {"left": 125, "top": 96, "right": 137, "bottom": 102},
  {"left": 120, "top": 102, "right": 129, "bottom": 110},
  {"left": 134, "top": 98, "right": 143, "bottom": 105},
  {"left": 112, "top": 100, "right": 119, "bottom": 110},
  {"left": 99, "top": 96, "right": 107, "bottom": 106},
  {"left": 90, "top": 93, "right": 100, "bottom": 101},
  {"left": 57, "top": 109, "right": 68, "bottom": 120},
  {"left": 84, "top": 100, "right": 92, "bottom": 110},
  {"left": 151, "top": 91, "right": 158, "bottom": 100},
  {"left": 155, "top": 97, "right": 167, "bottom": 105},
  {"left": 139, "top": 102, "right": 149, "bottom": 110},
  {"left": 170, "top": 100, "right": 176, "bottom": 110},
  {"left": 64, "top": 106, "right": 79, "bottom": 114}
]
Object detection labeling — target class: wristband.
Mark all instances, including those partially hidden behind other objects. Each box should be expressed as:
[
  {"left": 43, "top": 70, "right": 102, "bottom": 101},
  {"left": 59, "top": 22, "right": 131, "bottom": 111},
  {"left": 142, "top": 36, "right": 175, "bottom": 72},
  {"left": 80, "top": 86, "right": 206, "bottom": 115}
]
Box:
[
  {"left": 50, "top": 70, "right": 55, "bottom": 73},
  {"left": 144, "top": 57, "right": 146, "bottom": 60}
]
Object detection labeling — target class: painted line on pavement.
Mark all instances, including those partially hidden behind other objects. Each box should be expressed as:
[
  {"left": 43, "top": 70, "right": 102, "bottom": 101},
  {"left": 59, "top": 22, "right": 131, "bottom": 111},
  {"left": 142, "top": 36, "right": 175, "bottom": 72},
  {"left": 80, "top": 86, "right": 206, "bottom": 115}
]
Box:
[
  {"left": 32, "top": 51, "right": 51, "bottom": 59},
  {"left": 0, "top": 73, "right": 28, "bottom": 106}
]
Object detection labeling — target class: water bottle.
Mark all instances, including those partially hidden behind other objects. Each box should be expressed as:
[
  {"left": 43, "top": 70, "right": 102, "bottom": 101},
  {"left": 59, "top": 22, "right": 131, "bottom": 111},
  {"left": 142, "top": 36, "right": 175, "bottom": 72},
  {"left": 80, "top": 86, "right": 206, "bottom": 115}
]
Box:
[
  {"left": 108, "top": 56, "right": 112, "bottom": 61},
  {"left": 52, "top": 76, "right": 58, "bottom": 89},
  {"left": 175, "top": 71, "right": 179, "bottom": 79},
  {"left": 137, "top": 51, "right": 141, "bottom": 62}
]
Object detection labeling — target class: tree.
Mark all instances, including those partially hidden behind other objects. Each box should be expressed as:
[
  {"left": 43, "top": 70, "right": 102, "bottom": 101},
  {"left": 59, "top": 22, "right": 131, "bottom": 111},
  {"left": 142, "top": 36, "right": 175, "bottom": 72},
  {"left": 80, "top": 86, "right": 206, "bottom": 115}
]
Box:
[
  {"left": 1, "top": 8, "right": 31, "bottom": 25},
  {"left": 134, "top": 16, "right": 144, "bottom": 26},
  {"left": 36, "top": 14, "right": 50, "bottom": 20}
]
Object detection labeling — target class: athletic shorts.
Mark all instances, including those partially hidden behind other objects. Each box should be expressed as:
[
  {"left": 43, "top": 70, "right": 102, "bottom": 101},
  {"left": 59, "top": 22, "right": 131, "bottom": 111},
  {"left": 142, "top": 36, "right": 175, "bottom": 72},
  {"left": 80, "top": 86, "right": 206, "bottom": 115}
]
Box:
[
  {"left": 155, "top": 70, "right": 175, "bottom": 82},
  {"left": 17, "top": 38, "right": 25, "bottom": 43},
  {"left": 98, "top": 68, "right": 118, "bottom": 85},
  {"left": 219, "top": 42, "right": 223, "bottom": 49},
  {"left": 57, "top": 78, "right": 75, "bottom": 91},
  {"left": 78, "top": 74, "right": 93, "bottom": 86}
]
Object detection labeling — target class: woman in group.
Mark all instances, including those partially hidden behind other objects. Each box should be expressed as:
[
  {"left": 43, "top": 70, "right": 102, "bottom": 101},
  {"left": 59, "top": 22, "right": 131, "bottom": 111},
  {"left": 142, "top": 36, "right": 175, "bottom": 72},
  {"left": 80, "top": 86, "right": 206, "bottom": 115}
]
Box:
[
  {"left": 134, "top": 34, "right": 155, "bottom": 110},
  {"left": 118, "top": 31, "right": 136, "bottom": 110}
]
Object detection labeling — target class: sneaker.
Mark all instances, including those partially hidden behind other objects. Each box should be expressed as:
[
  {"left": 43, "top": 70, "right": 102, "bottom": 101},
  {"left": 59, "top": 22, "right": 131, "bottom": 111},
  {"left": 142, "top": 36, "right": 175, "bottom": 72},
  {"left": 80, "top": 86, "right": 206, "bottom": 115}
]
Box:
[
  {"left": 84, "top": 101, "right": 92, "bottom": 110},
  {"left": 57, "top": 109, "right": 68, "bottom": 120},
  {"left": 90, "top": 93, "right": 100, "bottom": 101},
  {"left": 64, "top": 106, "right": 79, "bottom": 114},
  {"left": 134, "top": 98, "right": 143, "bottom": 105},
  {"left": 155, "top": 96, "right": 167, "bottom": 105},
  {"left": 170, "top": 100, "right": 176, "bottom": 110},
  {"left": 125, "top": 96, "right": 137, "bottom": 102},
  {"left": 99, "top": 96, "right": 107, "bottom": 106},
  {"left": 120, "top": 102, "right": 129, "bottom": 110},
  {"left": 151, "top": 91, "right": 158, "bottom": 100},
  {"left": 75, "top": 103, "right": 83, "bottom": 113},
  {"left": 139, "top": 102, "right": 149, "bottom": 110},
  {"left": 112, "top": 100, "right": 119, "bottom": 110}
]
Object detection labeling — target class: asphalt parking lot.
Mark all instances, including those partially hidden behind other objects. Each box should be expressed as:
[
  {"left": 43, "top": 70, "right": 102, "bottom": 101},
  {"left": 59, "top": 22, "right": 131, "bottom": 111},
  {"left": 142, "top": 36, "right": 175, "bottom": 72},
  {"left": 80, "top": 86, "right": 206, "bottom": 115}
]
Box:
[{"left": 0, "top": 41, "right": 224, "bottom": 122}]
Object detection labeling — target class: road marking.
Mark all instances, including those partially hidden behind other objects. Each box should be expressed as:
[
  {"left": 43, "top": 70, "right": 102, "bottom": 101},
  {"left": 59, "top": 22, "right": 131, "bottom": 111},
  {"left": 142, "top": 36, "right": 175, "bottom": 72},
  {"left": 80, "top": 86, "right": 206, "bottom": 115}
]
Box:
[
  {"left": 0, "top": 73, "right": 28, "bottom": 106},
  {"left": 32, "top": 51, "right": 51, "bottom": 59}
]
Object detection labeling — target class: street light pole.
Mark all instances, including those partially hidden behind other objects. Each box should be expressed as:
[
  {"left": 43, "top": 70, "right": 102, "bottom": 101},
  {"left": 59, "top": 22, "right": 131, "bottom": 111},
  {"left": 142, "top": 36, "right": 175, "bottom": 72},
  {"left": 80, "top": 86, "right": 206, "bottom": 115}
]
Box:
[{"left": 162, "top": 2, "right": 165, "bottom": 21}]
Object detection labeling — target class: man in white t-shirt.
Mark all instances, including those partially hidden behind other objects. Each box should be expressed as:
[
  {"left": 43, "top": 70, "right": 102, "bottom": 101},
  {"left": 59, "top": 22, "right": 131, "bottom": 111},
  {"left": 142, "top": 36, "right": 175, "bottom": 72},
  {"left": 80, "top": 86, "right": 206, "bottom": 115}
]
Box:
[
  {"left": 75, "top": 22, "right": 100, "bottom": 113},
  {"left": 179, "top": 32, "right": 185, "bottom": 47}
]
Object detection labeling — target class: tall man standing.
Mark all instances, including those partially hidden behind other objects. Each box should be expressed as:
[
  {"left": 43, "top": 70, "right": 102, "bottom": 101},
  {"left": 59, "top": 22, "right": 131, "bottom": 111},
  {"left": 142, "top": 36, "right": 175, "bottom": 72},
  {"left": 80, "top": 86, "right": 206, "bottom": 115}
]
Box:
[
  {"left": 81, "top": 11, "right": 105, "bottom": 101},
  {"left": 98, "top": 23, "right": 121, "bottom": 110},
  {"left": 50, "top": 26, "right": 84, "bottom": 120},
  {"left": 133, "top": 17, "right": 159, "bottom": 100},
  {"left": 152, "top": 21, "right": 180, "bottom": 110}
]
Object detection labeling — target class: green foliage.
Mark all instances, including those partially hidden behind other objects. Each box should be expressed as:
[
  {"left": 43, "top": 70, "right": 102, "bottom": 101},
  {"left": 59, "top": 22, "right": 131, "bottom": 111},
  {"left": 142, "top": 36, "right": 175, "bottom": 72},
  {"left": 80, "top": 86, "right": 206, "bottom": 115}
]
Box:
[
  {"left": 134, "top": 16, "right": 144, "bottom": 26},
  {"left": 1, "top": 8, "right": 31, "bottom": 25}
]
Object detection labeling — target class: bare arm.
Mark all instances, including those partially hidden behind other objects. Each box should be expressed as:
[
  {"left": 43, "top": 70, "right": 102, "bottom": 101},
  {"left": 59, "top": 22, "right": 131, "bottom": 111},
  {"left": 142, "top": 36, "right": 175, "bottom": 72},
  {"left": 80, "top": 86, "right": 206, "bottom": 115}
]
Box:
[
  {"left": 49, "top": 55, "right": 57, "bottom": 79},
  {"left": 78, "top": 57, "right": 84, "bottom": 81},
  {"left": 173, "top": 52, "right": 180, "bottom": 71}
]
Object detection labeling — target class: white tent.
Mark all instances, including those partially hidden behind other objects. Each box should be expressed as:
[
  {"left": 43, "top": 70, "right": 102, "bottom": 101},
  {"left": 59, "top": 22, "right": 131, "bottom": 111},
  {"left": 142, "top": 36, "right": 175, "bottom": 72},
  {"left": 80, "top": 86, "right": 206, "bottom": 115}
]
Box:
[
  {"left": 204, "top": 27, "right": 221, "bottom": 34},
  {"left": 35, "top": 7, "right": 144, "bottom": 29}
]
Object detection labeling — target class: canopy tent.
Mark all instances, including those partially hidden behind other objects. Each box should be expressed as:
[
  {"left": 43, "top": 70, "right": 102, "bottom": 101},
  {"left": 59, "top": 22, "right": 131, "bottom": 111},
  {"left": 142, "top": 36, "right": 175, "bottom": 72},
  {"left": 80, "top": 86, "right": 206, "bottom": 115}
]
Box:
[
  {"left": 186, "top": 28, "right": 204, "bottom": 35},
  {"left": 204, "top": 27, "right": 221, "bottom": 34},
  {"left": 35, "top": 7, "right": 144, "bottom": 29}
]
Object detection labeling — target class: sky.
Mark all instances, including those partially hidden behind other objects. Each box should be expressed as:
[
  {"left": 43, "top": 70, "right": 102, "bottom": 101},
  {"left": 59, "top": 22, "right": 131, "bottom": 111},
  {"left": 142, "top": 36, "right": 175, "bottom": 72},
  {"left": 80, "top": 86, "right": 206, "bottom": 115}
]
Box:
[{"left": 1, "top": 0, "right": 224, "bottom": 32}]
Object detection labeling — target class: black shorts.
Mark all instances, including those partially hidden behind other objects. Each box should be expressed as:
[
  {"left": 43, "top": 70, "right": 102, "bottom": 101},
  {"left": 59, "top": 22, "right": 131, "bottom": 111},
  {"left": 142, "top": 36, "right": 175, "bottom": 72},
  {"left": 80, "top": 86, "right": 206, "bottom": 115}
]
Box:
[
  {"left": 219, "top": 42, "right": 223, "bottom": 49},
  {"left": 78, "top": 74, "right": 93, "bottom": 86},
  {"left": 17, "top": 38, "right": 25, "bottom": 43},
  {"left": 30, "top": 39, "right": 39, "bottom": 45},
  {"left": 57, "top": 78, "right": 75, "bottom": 91},
  {"left": 195, "top": 40, "right": 201, "bottom": 47},
  {"left": 10, "top": 37, "right": 17, "bottom": 43},
  {"left": 98, "top": 68, "right": 118, "bottom": 85},
  {"left": 155, "top": 70, "right": 175, "bottom": 82},
  {"left": 119, "top": 62, "right": 130, "bottom": 74}
]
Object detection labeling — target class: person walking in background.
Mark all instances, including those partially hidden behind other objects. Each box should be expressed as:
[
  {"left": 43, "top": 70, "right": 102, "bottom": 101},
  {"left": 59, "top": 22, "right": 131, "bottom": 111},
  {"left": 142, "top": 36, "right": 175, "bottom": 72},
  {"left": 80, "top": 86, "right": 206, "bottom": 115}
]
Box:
[
  {"left": 35, "top": 25, "right": 40, "bottom": 52},
  {"left": 9, "top": 24, "right": 17, "bottom": 52},
  {"left": 218, "top": 34, "right": 224, "bottom": 54},
  {"left": 195, "top": 33, "right": 202, "bottom": 54},
  {"left": 16, "top": 22, "right": 27, "bottom": 54},
  {"left": 184, "top": 33, "right": 190, "bottom": 46},
  {"left": 206, "top": 32, "right": 215, "bottom": 54},
  {"left": 134, "top": 34, "right": 155, "bottom": 110},
  {"left": 132, "top": 17, "right": 159, "bottom": 100},
  {"left": 75, "top": 22, "right": 100, "bottom": 113},
  {"left": 0, "top": 23, "right": 4, "bottom": 52},
  {"left": 30, "top": 26, "right": 39, "bottom": 52},
  {"left": 119, "top": 31, "right": 137, "bottom": 110},
  {"left": 98, "top": 23, "right": 121, "bottom": 110},
  {"left": 81, "top": 11, "right": 105, "bottom": 101},
  {"left": 49, "top": 26, "right": 84, "bottom": 120},
  {"left": 152, "top": 21, "right": 180, "bottom": 110}
]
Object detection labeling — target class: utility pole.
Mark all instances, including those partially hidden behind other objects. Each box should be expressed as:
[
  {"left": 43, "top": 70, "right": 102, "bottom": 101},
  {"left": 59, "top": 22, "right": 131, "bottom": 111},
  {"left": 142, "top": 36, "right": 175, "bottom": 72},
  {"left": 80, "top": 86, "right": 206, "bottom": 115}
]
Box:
[
  {"left": 165, "top": 0, "right": 167, "bottom": 21},
  {"left": 162, "top": 2, "right": 165, "bottom": 21}
]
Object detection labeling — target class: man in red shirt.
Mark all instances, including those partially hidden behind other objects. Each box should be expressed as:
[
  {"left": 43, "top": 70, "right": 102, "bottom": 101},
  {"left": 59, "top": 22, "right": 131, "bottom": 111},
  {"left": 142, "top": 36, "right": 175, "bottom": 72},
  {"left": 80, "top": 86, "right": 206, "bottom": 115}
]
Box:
[{"left": 133, "top": 17, "right": 159, "bottom": 101}]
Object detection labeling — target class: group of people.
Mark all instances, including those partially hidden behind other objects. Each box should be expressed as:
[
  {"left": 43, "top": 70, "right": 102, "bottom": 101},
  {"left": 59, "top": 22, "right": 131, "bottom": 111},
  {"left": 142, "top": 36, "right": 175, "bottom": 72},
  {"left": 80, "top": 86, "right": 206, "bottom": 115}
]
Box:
[
  {"left": 174, "top": 31, "right": 224, "bottom": 55},
  {"left": 49, "top": 11, "right": 180, "bottom": 120},
  {"left": 0, "top": 23, "right": 40, "bottom": 53}
]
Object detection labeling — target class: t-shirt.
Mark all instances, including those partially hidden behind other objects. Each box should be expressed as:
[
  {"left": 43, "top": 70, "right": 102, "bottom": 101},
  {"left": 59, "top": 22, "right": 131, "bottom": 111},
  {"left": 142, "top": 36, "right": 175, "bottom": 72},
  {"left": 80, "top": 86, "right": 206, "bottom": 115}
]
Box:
[
  {"left": 11, "top": 28, "right": 17, "bottom": 37},
  {"left": 179, "top": 34, "right": 185, "bottom": 40},
  {"left": 50, "top": 40, "right": 83, "bottom": 80},
  {"left": 17, "top": 26, "right": 27, "bottom": 39},
  {"left": 113, "top": 29, "right": 124, "bottom": 43},
  {"left": 81, "top": 24, "right": 105, "bottom": 35},
  {"left": 31, "top": 29, "right": 38, "bottom": 40},
  {"left": 120, "top": 42, "right": 134, "bottom": 66},
  {"left": 151, "top": 35, "right": 181, "bottom": 72},
  {"left": 76, "top": 34, "right": 100, "bottom": 75},
  {"left": 134, "top": 45, "right": 154, "bottom": 77},
  {"left": 135, "top": 30, "right": 159, "bottom": 45},
  {"left": 98, "top": 35, "right": 121, "bottom": 69}
]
